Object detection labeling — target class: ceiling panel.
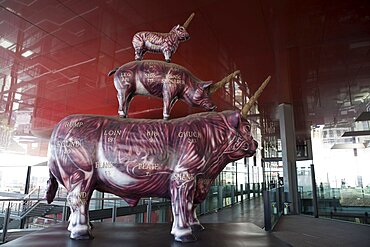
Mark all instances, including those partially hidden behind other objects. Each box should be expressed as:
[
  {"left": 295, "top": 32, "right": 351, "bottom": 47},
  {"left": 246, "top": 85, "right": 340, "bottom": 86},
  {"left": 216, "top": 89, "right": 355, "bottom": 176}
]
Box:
[{"left": 0, "top": 0, "right": 368, "bottom": 141}]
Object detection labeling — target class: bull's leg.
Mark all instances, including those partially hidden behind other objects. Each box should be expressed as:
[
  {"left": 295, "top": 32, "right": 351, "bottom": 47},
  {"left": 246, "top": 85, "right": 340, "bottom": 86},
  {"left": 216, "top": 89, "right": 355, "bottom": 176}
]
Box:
[
  {"left": 67, "top": 188, "right": 93, "bottom": 240},
  {"left": 189, "top": 205, "right": 205, "bottom": 232},
  {"left": 170, "top": 175, "right": 197, "bottom": 242}
]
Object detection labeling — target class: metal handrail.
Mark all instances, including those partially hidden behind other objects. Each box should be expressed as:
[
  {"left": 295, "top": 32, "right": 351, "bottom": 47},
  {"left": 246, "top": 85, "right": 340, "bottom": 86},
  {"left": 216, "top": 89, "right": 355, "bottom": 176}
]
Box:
[
  {"left": 0, "top": 196, "right": 170, "bottom": 243},
  {"left": 0, "top": 197, "right": 159, "bottom": 202},
  {"left": 22, "top": 187, "right": 39, "bottom": 200}
]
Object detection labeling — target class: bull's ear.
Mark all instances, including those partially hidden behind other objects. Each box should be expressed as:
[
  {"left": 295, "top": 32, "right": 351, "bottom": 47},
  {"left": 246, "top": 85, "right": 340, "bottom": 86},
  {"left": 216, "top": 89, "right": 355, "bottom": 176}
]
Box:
[
  {"left": 227, "top": 111, "right": 241, "bottom": 129},
  {"left": 201, "top": 81, "right": 213, "bottom": 89}
]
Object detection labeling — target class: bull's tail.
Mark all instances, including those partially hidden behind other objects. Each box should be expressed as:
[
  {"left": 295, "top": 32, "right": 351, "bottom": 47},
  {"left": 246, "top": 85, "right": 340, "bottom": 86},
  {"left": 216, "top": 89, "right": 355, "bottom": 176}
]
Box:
[
  {"left": 46, "top": 171, "right": 58, "bottom": 204},
  {"left": 108, "top": 67, "right": 119, "bottom": 77}
]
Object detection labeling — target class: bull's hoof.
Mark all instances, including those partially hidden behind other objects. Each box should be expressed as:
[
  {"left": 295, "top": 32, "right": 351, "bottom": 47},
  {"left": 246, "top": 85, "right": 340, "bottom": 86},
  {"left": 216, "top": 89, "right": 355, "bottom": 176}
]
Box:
[
  {"left": 70, "top": 230, "right": 94, "bottom": 240},
  {"left": 119, "top": 115, "right": 126, "bottom": 119},
  {"left": 174, "top": 233, "right": 197, "bottom": 243},
  {"left": 191, "top": 224, "right": 205, "bottom": 232},
  {"left": 89, "top": 222, "right": 94, "bottom": 229},
  {"left": 165, "top": 59, "right": 171, "bottom": 63}
]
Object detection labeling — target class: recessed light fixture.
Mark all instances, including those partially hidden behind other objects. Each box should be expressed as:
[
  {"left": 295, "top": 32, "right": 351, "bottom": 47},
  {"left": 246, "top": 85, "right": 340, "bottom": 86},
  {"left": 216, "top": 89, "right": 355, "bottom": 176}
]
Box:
[
  {"left": 331, "top": 143, "right": 366, "bottom": 149},
  {"left": 21, "top": 50, "right": 34, "bottom": 57},
  {"left": 355, "top": 112, "right": 370, "bottom": 122},
  {"left": 342, "top": 130, "right": 370, "bottom": 137},
  {"left": 0, "top": 38, "right": 14, "bottom": 49}
]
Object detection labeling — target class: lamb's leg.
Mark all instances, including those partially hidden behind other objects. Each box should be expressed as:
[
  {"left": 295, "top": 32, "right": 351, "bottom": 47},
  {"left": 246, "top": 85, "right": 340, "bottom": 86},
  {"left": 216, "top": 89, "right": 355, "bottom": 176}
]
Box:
[{"left": 163, "top": 49, "right": 172, "bottom": 63}]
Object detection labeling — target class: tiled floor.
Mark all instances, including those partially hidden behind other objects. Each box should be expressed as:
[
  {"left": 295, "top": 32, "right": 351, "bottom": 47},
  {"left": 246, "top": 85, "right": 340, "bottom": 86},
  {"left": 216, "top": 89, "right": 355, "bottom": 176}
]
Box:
[
  {"left": 2, "top": 222, "right": 288, "bottom": 247},
  {"left": 273, "top": 215, "right": 370, "bottom": 247},
  {"left": 199, "top": 196, "right": 264, "bottom": 228}
]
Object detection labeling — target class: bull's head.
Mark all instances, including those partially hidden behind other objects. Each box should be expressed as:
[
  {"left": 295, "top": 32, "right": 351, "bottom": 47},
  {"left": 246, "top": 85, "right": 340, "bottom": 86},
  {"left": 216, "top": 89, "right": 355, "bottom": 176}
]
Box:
[
  {"left": 225, "top": 76, "right": 271, "bottom": 159},
  {"left": 171, "top": 13, "right": 194, "bottom": 41}
]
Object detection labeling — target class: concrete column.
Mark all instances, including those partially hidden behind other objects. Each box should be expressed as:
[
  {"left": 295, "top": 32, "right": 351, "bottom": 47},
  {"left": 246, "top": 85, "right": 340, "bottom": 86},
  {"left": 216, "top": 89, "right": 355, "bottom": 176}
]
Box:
[{"left": 278, "top": 103, "right": 299, "bottom": 214}]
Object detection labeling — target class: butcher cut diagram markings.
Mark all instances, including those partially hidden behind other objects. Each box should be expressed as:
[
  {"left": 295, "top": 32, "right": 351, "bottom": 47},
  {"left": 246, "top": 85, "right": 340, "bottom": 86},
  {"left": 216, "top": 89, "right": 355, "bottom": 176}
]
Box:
[
  {"left": 145, "top": 130, "right": 161, "bottom": 142},
  {"left": 64, "top": 121, "right": 84, "bottom": 128},
  {"left": 104, "top": 129, "right": 123, "bottom": 143},
  {"left": 56, "top": 139, "right": 83, "bottom": 154},
  {"left": 177, "top": 131, "right": 201, "bottom": 144}
]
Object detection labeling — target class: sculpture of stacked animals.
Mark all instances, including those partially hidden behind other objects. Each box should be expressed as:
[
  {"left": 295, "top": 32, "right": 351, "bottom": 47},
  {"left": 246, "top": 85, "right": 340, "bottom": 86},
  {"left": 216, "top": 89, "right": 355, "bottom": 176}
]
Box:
[{"left": 45, "top": 12, "right": 271, "bottom": 243}]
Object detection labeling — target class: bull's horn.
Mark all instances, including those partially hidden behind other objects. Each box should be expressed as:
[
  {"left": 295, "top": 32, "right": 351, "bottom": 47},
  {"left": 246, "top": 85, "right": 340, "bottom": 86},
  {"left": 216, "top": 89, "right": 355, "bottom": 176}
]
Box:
[
  {"left": 241, "top": 76, "right": 271, "bottom": 119},
  {"left": 183, "top": 13, "right": 195, "bottom": 29},
  {"left": 209, "top": 70, "right": 240, "bottom": 95}
]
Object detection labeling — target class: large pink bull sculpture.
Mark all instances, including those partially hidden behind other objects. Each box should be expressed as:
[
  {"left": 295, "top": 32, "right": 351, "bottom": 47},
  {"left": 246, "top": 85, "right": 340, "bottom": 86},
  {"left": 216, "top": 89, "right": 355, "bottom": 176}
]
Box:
[
  {"left": 46, "top": 76, "right": 270, "bottom": 242},
  {"left": 109, "top": 60, "right": 239, "bottom": 119}
]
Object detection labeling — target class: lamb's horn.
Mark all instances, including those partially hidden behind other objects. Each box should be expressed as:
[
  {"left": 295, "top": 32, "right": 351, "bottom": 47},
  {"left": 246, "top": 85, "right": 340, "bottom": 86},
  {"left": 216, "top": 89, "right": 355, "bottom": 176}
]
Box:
[
  {"left": 209, "top": 70, "right": 240, "bottom": 95},
  {"left": 183, "top": 13, "right": 195, "bottom": 29},
  {"left": 241, "top": 76, "right": 271, "bottom": 119}
]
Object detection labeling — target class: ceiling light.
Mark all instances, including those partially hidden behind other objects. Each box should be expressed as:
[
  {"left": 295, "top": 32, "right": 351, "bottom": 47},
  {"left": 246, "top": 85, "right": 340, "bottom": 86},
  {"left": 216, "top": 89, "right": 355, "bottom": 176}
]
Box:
[
  {"left": 0, "top": 38, "right": 14, "bottom": 49},
  {"left": 21, "top": 50, "right": 34, "bottom": 57},
  {"left": 342, "top": 130, "right": 370, "bottom": 137},
  {"left": 331, "top": 143, "right": 366, "bottom": 149},
  {"left": 355, "top": 112, "right": 370, "bottom": 121}
]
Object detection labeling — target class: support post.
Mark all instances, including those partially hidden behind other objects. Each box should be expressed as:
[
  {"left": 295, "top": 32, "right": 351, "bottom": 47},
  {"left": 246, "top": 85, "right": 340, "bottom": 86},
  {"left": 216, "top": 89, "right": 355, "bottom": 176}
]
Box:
[
  {"left": 240, "top": 184, "right": 244, "bottom": 202},
  {"left": 146, "top": 197, "right": 152, "bottom": 223},
  {"left": 1, "top": 202, "right": 11, "bottom": 243},
  {"left": 21, "top": 166, "right": 32, "bottom": 229},
  {"left": 231, "top": 185, "right": 235, "bottom": 205},
  {"left": 246, "top": 183, "right": 250, "bottom": 200},
  {"left": 159, "top": 198, "right": 167, "bottom": 222},
  {"left": 200, "top": 199, "right": 206, "bottom": 215},
  {"left": 278, "top": 103, "right": 299, "bottom": 214},
  {"left": 253, "top": 183, "right": 256, "bottom": 198},
  {"left": 218, "top": 186, "right": 223, "bottom": 209},
  {"left": 62, "top": 200, "right": 68, "bottom": 221},
  {"left": 263, "top": 191, "right": 271, "bottom": 231},
  {"left": 311, "top": 164, "right": 319, "bottom": 218},
  {"left": 112, "top": 200, "right": 117, "bottom": 222}
]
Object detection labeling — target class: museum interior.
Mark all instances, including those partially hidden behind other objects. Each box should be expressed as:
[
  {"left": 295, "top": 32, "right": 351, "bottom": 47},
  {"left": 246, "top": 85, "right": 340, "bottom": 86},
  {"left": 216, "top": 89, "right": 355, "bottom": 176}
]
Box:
[{"left": 0, "top": 0, "right": 369, "bottom": 246}]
